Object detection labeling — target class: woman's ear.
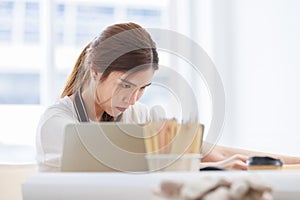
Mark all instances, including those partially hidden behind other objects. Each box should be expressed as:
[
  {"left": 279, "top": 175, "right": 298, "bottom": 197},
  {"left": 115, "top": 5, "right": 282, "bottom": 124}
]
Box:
[{"left": 91, "top": 69, "right": 101, "bottom": 81}]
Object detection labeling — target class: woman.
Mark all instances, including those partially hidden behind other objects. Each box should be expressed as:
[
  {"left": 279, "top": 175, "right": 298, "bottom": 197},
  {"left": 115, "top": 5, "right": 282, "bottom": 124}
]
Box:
[
  {"left": 36, "top": 22, "right": 300, "bottom": 172},
  {"left": 36, "top": 22, "right": 160, "bottom": 171}
]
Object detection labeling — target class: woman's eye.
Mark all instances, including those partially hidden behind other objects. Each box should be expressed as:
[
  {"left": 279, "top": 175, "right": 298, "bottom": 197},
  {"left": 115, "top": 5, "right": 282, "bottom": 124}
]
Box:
[{"left": 122, "top": 83, "right": 131, "bottom": 88}]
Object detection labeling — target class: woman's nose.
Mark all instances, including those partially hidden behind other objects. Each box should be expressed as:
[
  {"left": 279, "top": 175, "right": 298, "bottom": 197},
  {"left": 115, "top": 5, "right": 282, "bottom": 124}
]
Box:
[{"left": 127, "top": 90, "right": 139, "bottom": 105}]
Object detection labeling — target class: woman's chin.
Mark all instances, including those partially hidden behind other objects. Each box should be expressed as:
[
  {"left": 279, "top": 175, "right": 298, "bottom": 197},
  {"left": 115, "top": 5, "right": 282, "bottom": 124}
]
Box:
[
  {"left": 107, "top": 109, "right": 122, "bottom": 117},
  {"left": 115, "top": 106, "right": 127, "bottom": 113}
]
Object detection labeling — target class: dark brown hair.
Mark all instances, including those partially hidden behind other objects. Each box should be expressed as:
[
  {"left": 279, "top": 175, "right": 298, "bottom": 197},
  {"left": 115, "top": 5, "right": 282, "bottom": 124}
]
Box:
[{"left": 61, "top": 22, "right": 159, "bottom": 97}]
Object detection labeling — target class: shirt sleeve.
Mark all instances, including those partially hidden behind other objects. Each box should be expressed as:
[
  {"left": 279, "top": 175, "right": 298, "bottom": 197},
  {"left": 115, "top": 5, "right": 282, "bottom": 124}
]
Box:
[{"left": 36, "top": 107, "right": 77, "bottom": 172}]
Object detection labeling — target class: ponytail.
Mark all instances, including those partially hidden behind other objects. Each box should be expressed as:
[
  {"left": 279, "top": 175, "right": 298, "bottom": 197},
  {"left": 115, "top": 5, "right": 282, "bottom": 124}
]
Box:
[{"left": 60, "top": 42, "right": 92, "bottom": 97}]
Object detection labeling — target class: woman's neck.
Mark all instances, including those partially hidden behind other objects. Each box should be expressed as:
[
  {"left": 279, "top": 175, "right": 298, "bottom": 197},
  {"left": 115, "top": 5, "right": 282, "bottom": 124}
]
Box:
[{"left": 81, "top": 86, "right": 104, "bottom": 121}]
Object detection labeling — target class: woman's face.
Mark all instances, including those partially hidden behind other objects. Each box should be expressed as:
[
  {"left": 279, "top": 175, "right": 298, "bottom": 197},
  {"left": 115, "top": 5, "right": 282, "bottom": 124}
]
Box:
[{"left": 95, "top": 67, "right": 155, "bottom": 116}]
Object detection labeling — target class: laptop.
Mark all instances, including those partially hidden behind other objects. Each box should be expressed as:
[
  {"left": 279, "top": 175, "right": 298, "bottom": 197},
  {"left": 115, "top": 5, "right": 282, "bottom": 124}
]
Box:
[{"left": 61, "top": 123, "right": 149, "bottom": 172}]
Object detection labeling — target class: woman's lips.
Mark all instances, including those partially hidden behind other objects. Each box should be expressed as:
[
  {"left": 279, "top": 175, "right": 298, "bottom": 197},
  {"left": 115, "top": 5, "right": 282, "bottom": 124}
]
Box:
[{"left": 116, "top": 107, "right": 127, "bottom": 112}]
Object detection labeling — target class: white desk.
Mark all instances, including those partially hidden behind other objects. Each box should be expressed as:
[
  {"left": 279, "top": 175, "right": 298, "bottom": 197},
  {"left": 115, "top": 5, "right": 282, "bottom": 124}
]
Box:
[{"left": 22, "top": 171, "right": 300, "bottom": 200}]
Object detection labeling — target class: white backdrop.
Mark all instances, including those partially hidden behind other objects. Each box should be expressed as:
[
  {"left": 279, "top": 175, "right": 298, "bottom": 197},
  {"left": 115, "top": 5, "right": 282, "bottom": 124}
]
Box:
[
  {"left": 189, "top": 0, "right": 300, "bottom": 156},
  {"left": 1, "top": 0, "right": 300, "bottom": 160}
]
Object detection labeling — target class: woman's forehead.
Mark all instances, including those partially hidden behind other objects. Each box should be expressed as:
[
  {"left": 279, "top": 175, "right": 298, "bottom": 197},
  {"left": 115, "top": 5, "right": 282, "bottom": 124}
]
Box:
[{"left": 109, "top": 68, "right": 154, "bottom": 85}]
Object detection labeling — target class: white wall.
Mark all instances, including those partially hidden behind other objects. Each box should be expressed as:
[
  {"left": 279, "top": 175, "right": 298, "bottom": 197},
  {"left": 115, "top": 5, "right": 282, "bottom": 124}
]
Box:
[
  {"left": 208, "top": 0, "right": 300, "bottom": 155},
  {"left": 2, "top": 0, "right": 299, "bottom": 158}
]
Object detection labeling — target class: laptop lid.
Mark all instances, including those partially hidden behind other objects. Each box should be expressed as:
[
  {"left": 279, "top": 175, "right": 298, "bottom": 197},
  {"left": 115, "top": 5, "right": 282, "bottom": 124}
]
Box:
[{"left": 61, "top": 123, "right": 148, "bottom": 172}]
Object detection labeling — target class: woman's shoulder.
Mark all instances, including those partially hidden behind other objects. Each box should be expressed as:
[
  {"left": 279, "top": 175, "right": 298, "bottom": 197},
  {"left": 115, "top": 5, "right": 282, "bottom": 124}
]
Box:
[
  {"left": 45, "top": 96, "right": 74, "bottom": 115},
  {"left": 38, "top": 96, "right": 77, "bottom": 126}
]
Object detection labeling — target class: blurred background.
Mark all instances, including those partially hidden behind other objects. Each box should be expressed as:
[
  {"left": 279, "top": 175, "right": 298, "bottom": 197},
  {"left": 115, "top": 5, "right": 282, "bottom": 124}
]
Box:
[{"left": 1, "top": 0, "right": 300, "bottom": 164}]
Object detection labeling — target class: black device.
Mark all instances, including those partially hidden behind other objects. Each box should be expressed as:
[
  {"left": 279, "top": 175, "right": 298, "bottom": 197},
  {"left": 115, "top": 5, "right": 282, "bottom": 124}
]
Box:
[{"left": 199, "top": 166, "right": 226, "bottom": 171}]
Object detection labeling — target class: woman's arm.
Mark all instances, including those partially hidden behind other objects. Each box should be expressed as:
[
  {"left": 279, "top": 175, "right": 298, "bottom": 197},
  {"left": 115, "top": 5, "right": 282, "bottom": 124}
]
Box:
[{"left": 200, "top": 144, "right": 300, "bottom": 170}]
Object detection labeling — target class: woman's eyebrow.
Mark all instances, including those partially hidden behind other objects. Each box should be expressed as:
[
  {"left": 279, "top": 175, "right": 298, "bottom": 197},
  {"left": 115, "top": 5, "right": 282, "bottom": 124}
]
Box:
[
  {"left": 119, "top": 78, "right": 151, "bottom": 88},
  {"left": 119, "top": 78, "right": 137, "bottom": 86},
  {"left": 142, "top": 83, "right": 152, "bottom": 88}
]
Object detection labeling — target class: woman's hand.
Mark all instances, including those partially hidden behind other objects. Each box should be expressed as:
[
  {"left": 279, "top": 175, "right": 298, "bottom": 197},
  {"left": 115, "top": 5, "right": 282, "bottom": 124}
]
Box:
[
  {"left": 200, "top": 154, "right": 249, "bottom": 170},
  {"left": 213, "top": 154, "right": 249, "bottom": 170}
]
